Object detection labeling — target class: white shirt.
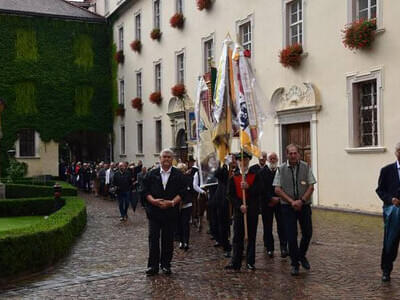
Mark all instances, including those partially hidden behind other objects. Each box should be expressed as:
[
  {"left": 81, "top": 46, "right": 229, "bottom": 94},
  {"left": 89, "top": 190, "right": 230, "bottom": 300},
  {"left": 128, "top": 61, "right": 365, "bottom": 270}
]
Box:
[
  {"left": 160, "top": 167, "right": 172, "bottom": 190},
  {"left": 397, "top": 161, "right": 400, "bottom": 183},
  {"left": 105, "top": 168, "right": 111, "bottom": 185},
  {"left": 193, "top": 172, "right": 205, "bottom": 194}
]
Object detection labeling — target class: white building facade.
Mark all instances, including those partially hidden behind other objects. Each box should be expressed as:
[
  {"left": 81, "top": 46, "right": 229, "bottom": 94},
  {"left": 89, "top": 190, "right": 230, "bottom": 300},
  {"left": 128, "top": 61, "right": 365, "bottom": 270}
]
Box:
[{"left": 107, "top": 0, "right": 399, "bottom": 213}]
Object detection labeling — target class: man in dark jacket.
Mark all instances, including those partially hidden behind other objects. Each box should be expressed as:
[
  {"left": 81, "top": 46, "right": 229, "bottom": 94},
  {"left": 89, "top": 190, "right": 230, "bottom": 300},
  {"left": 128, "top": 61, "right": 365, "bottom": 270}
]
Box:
[
  {"left": 376, "top": 142, "right": 400, "bottom": 282},
  {"left": 143, "top": 149, "right": 186, "bottom": 276},
  {"left": 113, "top": 162, "right": 133, "bottom": 221},
  {"left": 225, "top": 151, "right": 259, "bottom": 271}
]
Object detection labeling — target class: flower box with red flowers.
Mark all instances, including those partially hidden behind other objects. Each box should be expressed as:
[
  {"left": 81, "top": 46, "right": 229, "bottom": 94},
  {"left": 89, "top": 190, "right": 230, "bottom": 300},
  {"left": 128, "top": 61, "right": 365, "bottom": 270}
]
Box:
[
  {"left": 131, "top": 97, "right": 143, "bottom": 110},
  {"left": 342, "top": 19, "right": 377, "bottom": 50},
  {"left": 197, "top": 0, "right": 212, "bottom": 11},
  {"left": 170, "top": 13, "right": 185, "bottom": 29},
  {"left": 279, "top": 43, "right": 303, "bottom": 68},
  {"left": 115, "top": 103, "right": 125, "bottom": 116},
  {"left": 149, "top": 92, "right": 162, "bottom": 105},
  {"left": 115, "top": 50, "right": 124, "bottom": 64},
  {"left": 150, "top": 28, "right": 162, "bottom": 41},
  {"left": 171, "top": 84, "right": 186, "bottom": 98},
  {"left": 243, "top": 49, "right": 251, "bottom": 58},
  {"left": 130, "top": 39, "right": 142, "bottom": 53}
]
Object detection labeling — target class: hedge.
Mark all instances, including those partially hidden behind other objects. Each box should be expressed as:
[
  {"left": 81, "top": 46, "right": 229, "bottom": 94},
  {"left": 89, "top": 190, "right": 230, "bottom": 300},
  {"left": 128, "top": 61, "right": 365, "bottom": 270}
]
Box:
[
  {"left": 5, "top": 183, "right": 77, "bottom": 198},
  {"left": 0, "top": 197, "right": 87, "bottom": 279},
  {"left": 0, "top": 197, "right": 65, "bottom": 217}
]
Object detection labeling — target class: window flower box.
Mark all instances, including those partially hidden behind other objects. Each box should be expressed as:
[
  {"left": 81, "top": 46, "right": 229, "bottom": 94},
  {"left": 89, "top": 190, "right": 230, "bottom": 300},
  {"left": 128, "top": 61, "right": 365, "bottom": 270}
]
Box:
[
  {"left": 170, "top": 13, "right": 185, "bottom": 29},
  {"left": 197, "top": 0, "right": 212, "bottom": 11},
  {"left": 171, "top": 84, "right": 186, "bottom": 98},
  {"left": 342, "top": 19, "right": 377, "bottom": 50},
  {"left": 131, "top": 97, "right": 142, "bottom": 110},
  {"left": 279, "top": 43, "right": 303, "bottom": 68},
  {"left": 150, "top": 28, "right": 162, "bottom": 41},
  {"left": 115, "top": 50, "right": 124, "bottom": 64},
  {"left": 115, "top": 103, "right": 125, "bottom": 116},
  {"left": 149, "top": 92, "right": 162, "bottom": 105},
  {"left": 130, "top": 39, "right": 142, "bottom": 53}
]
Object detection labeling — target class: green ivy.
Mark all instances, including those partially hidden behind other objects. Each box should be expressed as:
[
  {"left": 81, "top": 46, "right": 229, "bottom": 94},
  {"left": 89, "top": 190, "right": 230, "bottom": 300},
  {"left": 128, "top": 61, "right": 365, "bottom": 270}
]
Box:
[
  {"left": 15, "top": 29, "right": 38, "bottom": 62},
  {"left": 0, "top": 15, "right": 113, "bottom": 174}
]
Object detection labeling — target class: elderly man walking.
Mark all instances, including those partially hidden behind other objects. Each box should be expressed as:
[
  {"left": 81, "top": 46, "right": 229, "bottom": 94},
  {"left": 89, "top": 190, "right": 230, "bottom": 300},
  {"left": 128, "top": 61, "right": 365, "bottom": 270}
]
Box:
[
  {"left": 143, "top": 149, "right": 186, "bottom": 276},
  {"left": 376, "top": 142, "right": 400, "bottom": 282},
  {"left": 274, "top": 144, "right": 316, "bottom": 276},
  {"left": 113, "top": 162, "right": 133, "bottom": 221}
]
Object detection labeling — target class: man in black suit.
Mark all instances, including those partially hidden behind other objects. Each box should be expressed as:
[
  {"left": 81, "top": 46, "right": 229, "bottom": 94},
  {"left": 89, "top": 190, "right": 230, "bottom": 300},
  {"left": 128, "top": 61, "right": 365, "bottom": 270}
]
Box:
[
  {"left": 143, "top": 149, "right": 186, "bottom": 276},
  {"left": 376, "top": 143, "right": 400, "bottom": 282}
]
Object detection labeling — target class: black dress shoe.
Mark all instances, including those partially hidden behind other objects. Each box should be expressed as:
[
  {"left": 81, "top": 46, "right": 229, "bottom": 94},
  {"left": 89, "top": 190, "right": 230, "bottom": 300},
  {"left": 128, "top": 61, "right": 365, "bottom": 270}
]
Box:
[
  {"left": 214, "top": 242, "right": 221, "bottom": 247},
  {"left": 224, "top": 251, "right": 231, "bottom": 258},
  {"left": 145, "top": 268, "right": 158, "bottom": 276},
  {"left": 184, "top": 243, "right": 189, "bottom": 251},
  {"left": 179, "top": 242, "right": 184, "bottom": 249},
  {"left": 224, "top": 263, "right": 240, "bottom": 271},
  {"left": 161, "top": 266, "right": 172, "bottom": 275},
  {"left": 382, "top": 272, "right": 391, "bottom": 282},
  {"left": 281, "top": 249, "right": 288, "bottom": 258},
  {"left": 246, "top": 263, "right": 256, "bottom": 271},
  {"left": 300, "top": 257, "right": 310, "bottom": 270},
  {"left": 267, "top": 251, "right": 274, "bottom": 258},
  {"left": 291, "top": 266, "right": 299, "bottom": 276}
]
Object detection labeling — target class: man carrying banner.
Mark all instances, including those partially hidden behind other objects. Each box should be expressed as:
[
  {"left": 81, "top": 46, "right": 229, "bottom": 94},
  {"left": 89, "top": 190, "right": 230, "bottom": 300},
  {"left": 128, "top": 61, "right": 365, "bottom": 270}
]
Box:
[{"left": 225, "top": 151, "right": 259, "bottom": 271}]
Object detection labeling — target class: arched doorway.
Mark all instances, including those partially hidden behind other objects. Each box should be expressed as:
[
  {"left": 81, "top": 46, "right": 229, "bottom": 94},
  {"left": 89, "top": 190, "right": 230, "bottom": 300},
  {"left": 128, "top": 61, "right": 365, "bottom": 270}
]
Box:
[{"left": 175, "top": 128, "right": 188, "bottom": 162}]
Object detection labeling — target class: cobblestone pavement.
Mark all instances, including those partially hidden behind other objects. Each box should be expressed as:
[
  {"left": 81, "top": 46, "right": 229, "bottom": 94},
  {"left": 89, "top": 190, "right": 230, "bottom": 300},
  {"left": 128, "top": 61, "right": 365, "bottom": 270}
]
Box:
[{"left": 1, "top": 192, "right": 399, "bottom": 299}]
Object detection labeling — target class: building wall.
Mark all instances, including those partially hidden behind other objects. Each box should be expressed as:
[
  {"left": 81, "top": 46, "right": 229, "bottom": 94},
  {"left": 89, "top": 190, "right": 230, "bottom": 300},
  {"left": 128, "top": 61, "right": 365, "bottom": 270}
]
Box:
[{"left": 111, "top": 0, "right": 399, "bottom": 213}]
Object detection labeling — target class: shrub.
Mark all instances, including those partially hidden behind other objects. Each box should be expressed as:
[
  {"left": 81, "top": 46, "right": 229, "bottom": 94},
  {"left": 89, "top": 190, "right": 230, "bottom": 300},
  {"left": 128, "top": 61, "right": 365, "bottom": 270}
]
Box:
[
  {"left": 130, "top": 39, "right": 142, "bottom": 52},
  {"left": 0, "top": 197, "right": 86, "bottom": 279},
  {"left": 342, "top": 19, "right": 377, "bottom": 50},
  {"left": 170, "top": 13, "right": 185, "bottom": 29},
  {"left": 6, "top": 159, "right": 28, "bottom": 180},
  {"left": 171, "top": 84, "right": 186, "bottom": 98},
  {"left": 149, "top": 92, "right": 162, "bottom": 105},
  {"left": 150, "top": 28, "right": 162, "bottom": 41},
  {"left": 197, "top": 0, "right": 212, "bottom": 11},
  {"left": 279, "top": 43, "right": 303, "bottom": 68},
  {"left": 0, "top": 197, "right": 65, "bottom": 217},
  {"left": 5, "top": 183, "right": 77, "bottom": 198},
  {"left": 131, "top": 97, "right": 143, "bottom": 110}
]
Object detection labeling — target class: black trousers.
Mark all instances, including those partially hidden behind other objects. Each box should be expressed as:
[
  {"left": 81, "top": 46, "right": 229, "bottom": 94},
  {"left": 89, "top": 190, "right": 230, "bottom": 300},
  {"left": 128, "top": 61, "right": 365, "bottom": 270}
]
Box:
[
  {"left": 381, "top": 206, "right": 400, "bottom": 273},
  {"left": 231, "top": 210, "right": 258, "bottom": 267},
  {"left": 208, "top": 200, "right": 220, "bottom": 241},
  {"left": 281, "top": 204, "right": 312, "bottom": 267},
  {"left": 261, "top": 203, "right": 287, "bottom": 252},
  {"left": 147, "top": 215, "right": 175, "bottom": 270},
  {"left": 217, "top": 202, "right": 232, "bottom": 252},
  {"left": 177, "top": 206, "right": 192, "bottom": 245}
]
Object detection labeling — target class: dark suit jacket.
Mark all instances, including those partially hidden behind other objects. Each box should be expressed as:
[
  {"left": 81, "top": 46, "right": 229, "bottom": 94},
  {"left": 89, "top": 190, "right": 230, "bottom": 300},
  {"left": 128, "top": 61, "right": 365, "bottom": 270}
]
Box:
[
  {"left": 257, "top": 166, "right": 276, "bottom": 206},
  {"left": 143, "top": 167, "right": 186, "bottom": 218},
  {"left": 376, "top": 162, "right": 400, "bottom": 206}
]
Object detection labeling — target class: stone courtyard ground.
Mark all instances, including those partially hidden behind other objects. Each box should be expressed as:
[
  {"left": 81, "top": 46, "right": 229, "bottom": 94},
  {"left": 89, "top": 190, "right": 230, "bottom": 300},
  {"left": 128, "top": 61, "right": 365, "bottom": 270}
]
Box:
[{"left": 1, "top": 192, "right": 399, "bottom": 299}]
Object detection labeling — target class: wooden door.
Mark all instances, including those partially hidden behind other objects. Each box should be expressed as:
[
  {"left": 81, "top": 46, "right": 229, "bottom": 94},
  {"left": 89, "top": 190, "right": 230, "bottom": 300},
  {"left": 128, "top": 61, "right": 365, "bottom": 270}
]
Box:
[{"left": 283, "top": 122, "right": 311, "bottom": 165}]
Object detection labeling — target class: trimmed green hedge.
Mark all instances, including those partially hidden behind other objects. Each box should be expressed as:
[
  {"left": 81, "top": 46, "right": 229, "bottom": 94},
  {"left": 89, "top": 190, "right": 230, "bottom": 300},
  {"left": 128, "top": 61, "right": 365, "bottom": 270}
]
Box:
[
  {"left": 5, "top": 183, "right": 77, "bottom": 198},
  {"left": 0, "top": 197, "right": 87, "bottom": 279},
  {"left": 0, "top": 197, "right": 65, "bottom": 217}
]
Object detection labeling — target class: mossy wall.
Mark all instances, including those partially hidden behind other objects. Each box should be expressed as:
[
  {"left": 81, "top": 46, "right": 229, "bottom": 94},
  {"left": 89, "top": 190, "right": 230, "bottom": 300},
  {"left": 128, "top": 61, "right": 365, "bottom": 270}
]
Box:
[{"left": 0, "top": 14, "right": 113, "bottom": 172}]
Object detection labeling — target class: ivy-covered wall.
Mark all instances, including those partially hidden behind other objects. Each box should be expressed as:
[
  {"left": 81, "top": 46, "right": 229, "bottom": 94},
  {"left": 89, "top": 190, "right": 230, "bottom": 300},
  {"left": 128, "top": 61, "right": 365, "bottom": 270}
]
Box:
[{"left": 0, "top": 14, "right": 113, "bottom": 172}]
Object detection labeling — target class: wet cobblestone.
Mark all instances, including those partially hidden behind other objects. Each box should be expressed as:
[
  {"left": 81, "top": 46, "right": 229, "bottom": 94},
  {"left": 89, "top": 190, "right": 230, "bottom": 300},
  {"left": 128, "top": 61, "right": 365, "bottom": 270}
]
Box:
[{"left": 0, "top": 192, "right": 399, "bottom": 299}]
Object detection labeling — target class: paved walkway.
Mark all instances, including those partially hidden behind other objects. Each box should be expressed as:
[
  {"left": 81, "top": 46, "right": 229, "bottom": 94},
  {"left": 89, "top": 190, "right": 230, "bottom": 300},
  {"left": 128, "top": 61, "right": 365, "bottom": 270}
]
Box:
[{"left": 0, "top": 192, "right": 399, "bottom": 299}]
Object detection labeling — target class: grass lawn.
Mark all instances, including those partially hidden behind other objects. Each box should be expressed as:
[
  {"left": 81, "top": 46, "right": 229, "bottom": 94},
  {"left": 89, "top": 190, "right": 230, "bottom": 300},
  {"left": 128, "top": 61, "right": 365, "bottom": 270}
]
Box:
[{"left": 0, "top": 216, "right": 44, "bottom": 232}]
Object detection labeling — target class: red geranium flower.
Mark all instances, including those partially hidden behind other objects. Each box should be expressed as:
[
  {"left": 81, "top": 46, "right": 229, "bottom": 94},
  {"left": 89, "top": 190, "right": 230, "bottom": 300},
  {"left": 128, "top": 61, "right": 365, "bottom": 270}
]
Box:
[
  {"left": 170, "top": 13, "right": 185, "bottom": 29},
  {"left": 131, "top": 97, "right": 143, "bottom": 110},
  {"left": 115, "top": 50, "right": 124, "bottom": 64},
  {"left": 150, "top": 28, "right": 162, "bottom": 40},
  {"left": 279, "top": 43, "right": 303, "bottom": 68},
  {"left": 115, "top": 103, "right": 125, "bottom": 116},
  {"left": 149, "top": 92, "right": 162, "bottom": 105},
  {"left": 197, "top": 0, "right": 212, "bottom": 11},
  {"left": 130, "top": 39, "right": 142, "bottom": 53},
  {"left": 244, "top": 49, "right": 251, "bottom": 58},
  {"left": 342, "top": 19, "right": 377, "bottom": 50},
  {"left": 171, "top": 84, "right": 186, "bottom": 98}
]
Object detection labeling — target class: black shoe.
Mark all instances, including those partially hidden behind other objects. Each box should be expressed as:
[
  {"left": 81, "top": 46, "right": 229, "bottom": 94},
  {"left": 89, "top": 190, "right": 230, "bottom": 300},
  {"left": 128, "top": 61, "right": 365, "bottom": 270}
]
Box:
[
  {"left": 291, "top": 266, "right": 299, "bottom": 276},
  {"left": 247, "top": 263, "right": 256, "bottom": 271},
  {"left": 267, "top": 251, "right": 274, "bottom": 258},
  {"left": 145, "top": 267, "right": 158, "bottom": 276},
  {"left": 224, "top": 251, "right": 231, "bottom": 258},
  {"left": 382, "top": 272, "right": 391, "bottom": 282},
  {"left": 214, "top": 242, "right": 221, "bottom": 247},
  {"left": 224, "top": 264, "right": 240, "bottom": 271},
  {"left": 119, "top": 216, "right": 124, "bottom": 221},
  {"left": 300, "top": 257, "right": 310, "bottom": 270},
  {"left": 161, "top": 266, "right": 172, "bottom": 275},
  {"left": 179, "top": 242, "right": 184, "bottom": 249},
  {"left": 184, "top": 243, "right": 189, "bottom": 251},
  {"left": 281, "top": 249, "right": 288, "bottom": 258}
]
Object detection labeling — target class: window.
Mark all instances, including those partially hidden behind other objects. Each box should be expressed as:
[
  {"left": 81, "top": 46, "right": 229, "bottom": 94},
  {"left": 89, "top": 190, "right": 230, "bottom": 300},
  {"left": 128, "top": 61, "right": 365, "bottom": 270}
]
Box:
[
  {"left": 176, "top": 53, "right": 184, "bottom": 84},
  {"left": 348, "top": 0, "right": 381, "bottom": 27},
  {"left": 286, "top": 0, "right": 303, "bottom": 45},
  {"left": 176, "top": 0, "right": 183, "bottom": 13},
  {"left": 19, "top": 129, "right": 35, "bottom": 157},
  {"left": 155, "top": 63, "right": 161, "bottom": 92},
  {"left": 137, "top": 123, "right": 143, "bottom": 153},
  {"left": 119, "top": 79, "right": 125, "bottom": 105},
  {"left": 120, "top": 126, "right": 126, "bottom": 155},
  {"left": 118, "top": 26, "right": 124, "bottom": 51},
  {"left": 135, "top": 13, "right": 141, "bottom": 41},
  {"left": 239, "top": 21, "right": 252, "bottom": 51},
  {"left": 155, "top": 120, "right": 162, "bottom": 153},
  {"left": 136, "top": 72, "right": 142, "bottom": 98},
  {"left": 203, "top": 38, "right": 214, "bottom": 73},
  {"left": 346, "top": 69, "right": 382, "bottom": 150},
  {"left": 154, "top": 0, "right": 161, "bottom": 29}
]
